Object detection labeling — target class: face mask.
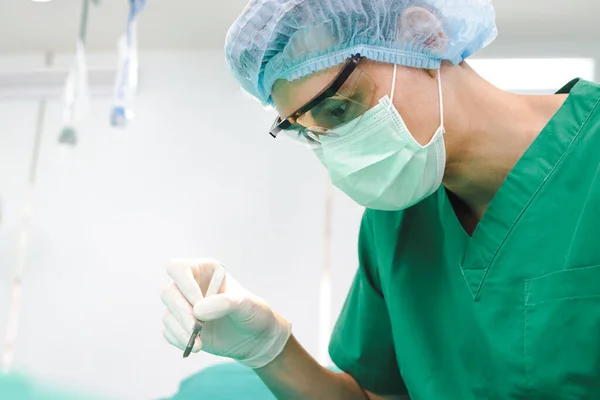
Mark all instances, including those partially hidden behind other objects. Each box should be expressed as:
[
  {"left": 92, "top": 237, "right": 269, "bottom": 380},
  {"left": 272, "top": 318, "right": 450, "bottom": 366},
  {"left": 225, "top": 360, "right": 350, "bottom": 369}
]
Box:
[{"left": 314, "top": 64, "right": 446, "bottom": 211}]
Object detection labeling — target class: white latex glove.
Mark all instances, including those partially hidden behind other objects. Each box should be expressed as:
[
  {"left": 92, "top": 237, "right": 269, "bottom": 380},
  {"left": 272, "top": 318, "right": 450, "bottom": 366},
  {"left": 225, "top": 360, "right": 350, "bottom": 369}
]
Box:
[{"left": 161, "top": 259, "right": 292, "bottom": 369}]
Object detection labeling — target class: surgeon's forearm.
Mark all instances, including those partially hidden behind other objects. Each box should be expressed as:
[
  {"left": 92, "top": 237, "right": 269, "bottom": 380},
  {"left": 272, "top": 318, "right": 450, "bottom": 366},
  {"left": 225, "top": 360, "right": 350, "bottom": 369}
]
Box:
[{"left": 254, "top": 334, "right": 369, "bottom": 400}]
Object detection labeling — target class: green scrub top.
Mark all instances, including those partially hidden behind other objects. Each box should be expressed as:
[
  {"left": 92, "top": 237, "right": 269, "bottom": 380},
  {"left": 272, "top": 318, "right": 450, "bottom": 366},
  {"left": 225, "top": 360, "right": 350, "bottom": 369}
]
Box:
[{"left": 329, "top": 78, "right": 600, "bottom": 400}]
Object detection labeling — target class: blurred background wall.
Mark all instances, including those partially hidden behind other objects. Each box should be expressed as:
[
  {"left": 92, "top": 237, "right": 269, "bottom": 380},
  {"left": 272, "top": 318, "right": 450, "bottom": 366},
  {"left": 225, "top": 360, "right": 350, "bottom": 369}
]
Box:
[{"left": 0, "top": 1, "right": 597, "bottom": 399}]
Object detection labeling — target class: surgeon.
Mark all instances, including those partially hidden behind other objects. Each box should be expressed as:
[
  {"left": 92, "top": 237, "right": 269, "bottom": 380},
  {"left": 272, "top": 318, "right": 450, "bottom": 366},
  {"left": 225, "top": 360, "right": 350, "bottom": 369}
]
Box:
[{"left": 160, "top": 0, "right": 600, "bottom": 398}]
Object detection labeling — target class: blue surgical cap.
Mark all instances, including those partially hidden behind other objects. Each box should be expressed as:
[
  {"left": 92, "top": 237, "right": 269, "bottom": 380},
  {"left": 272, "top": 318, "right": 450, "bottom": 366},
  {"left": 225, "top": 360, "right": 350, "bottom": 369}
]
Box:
[{"left": 225, "top": 0, "right": 497, "bottom": 106}]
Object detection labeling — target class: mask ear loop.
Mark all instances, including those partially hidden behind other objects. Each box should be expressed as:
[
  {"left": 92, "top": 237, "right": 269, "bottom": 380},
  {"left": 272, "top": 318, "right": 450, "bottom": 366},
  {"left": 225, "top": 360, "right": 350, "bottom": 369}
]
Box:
[
  {"left": 389, "top": 63, "right": 398, "bottom": 109},
  {"left": 437, "top": 69, "right": 445, "bottom": 134}
]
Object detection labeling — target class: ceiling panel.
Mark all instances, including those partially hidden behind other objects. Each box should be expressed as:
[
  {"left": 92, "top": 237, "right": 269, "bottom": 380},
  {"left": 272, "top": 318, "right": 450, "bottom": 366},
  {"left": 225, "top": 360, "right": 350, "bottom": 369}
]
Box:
[{"left": 0, "top": 0, "right": 598, "bottom": 53}]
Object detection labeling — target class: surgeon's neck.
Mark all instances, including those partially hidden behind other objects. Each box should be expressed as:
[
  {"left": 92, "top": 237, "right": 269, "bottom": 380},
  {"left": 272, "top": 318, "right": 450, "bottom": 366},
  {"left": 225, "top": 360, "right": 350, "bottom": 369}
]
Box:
[{"left": 440, "top": 62, "right": 568, "bottom": 221}]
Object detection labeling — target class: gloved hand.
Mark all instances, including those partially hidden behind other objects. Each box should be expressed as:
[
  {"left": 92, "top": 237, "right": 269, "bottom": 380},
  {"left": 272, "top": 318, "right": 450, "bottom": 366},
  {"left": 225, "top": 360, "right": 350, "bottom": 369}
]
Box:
[{"left": 161, "top": 259, "right": 292, "bottom": 369}]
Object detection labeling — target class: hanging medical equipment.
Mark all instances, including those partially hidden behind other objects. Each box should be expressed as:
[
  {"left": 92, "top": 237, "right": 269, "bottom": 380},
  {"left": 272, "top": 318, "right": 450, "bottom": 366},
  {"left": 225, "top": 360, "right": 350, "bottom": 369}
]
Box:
[
  {"left": 58, "top": 0, "right": 100, "bottom": 145},
  {"left": 110, "top": 0, "right": 146, "bottom": 128},
  {"left": 2, "top": 52, "right": 52, "bottom": 373}
]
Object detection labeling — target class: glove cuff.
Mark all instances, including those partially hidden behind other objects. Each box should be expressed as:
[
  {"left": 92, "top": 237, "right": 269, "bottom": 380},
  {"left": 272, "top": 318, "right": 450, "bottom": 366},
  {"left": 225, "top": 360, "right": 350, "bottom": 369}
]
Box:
[{"left": 238, "top": 314, "right": 292, "bottom": 369}]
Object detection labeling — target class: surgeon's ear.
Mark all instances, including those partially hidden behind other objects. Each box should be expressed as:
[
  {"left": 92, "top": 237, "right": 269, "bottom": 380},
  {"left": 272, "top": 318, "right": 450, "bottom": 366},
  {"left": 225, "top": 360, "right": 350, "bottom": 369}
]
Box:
[{"left": 398, "top": 7, "right": 447, "bottom": 52}]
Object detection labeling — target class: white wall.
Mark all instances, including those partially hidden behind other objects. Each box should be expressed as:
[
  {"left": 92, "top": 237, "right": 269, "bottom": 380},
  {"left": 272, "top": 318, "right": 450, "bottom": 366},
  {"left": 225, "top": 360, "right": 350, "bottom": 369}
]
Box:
[
  {"left": 0, "top": 50, "right": 331, "bottom": 400},
  {"left": 0, "top": 39, "right": 598, "bottom": 400},
  {"left": 476, "top": 38, "right": 600, "bottom": 81}
]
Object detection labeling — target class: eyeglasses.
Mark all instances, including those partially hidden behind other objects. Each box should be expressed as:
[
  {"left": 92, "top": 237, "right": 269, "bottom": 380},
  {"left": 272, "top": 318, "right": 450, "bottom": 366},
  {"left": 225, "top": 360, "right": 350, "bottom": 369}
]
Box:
[{"left": 269, "top": 53, "right": 376, "bottom": 148}]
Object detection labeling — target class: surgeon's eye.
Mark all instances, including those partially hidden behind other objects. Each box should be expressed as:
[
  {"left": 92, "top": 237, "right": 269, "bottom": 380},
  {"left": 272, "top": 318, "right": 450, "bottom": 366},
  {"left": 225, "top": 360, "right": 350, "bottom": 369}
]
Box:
[
  {"left": 328, "top": 100, "right": 349, "bottom": 118},
  {"left": 309, "top": 96, "right": 362, "bottom": 129}
]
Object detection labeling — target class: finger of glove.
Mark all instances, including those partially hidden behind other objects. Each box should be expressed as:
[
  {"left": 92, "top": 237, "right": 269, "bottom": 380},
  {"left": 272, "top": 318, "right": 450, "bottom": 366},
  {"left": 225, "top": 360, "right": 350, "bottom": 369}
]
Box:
[
  {"left": 192, "top": 259, "right": 225, "bottom": 295},
  {"left": 163, "top": 329, "right": 202, "bottom": 353},
  {"left": 193, "top": 293, "right": 241, "bottom": 321},
  {"left": 161, "top": 282, "right": 196, "bottom": 334},
  {"left": 163, "top": 311, "right": 201, "bottom": 353},
  {"left": 166, "top": 259, "right": 212, "bottom": 305},
  {"left": 163, "top": 328, "right": 185, "bottom": 350}
]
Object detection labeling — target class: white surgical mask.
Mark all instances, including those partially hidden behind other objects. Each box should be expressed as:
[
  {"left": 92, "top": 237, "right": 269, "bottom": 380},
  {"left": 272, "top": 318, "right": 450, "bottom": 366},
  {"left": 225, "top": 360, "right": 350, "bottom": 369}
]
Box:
[{"left": 314, "top": 64, "right": 446, "bottom": 211}]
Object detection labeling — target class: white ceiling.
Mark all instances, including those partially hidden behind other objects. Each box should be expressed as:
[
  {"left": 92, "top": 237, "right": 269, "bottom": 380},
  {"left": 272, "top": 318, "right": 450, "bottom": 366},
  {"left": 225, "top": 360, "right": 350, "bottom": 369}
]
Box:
[{"left": 0, "top": 0, "right": 598, "bottom": 54}]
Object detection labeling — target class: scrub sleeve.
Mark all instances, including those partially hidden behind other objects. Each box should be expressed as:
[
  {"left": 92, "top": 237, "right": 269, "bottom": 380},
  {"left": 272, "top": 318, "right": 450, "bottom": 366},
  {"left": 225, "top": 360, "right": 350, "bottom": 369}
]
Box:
[{"left": 328, "top": 212, "right": 409, "bottom": 395}]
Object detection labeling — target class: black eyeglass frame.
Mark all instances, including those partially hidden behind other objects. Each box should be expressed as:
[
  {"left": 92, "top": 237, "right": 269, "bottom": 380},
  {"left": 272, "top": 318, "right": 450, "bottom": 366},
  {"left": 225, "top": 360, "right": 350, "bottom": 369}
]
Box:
[{"left": 269, "top": 53, "right": 363, "bottom": 138}]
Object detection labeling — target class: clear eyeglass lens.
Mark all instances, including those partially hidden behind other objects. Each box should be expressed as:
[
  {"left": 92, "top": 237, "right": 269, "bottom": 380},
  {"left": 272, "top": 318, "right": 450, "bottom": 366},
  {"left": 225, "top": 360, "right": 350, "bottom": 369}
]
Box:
[
  {"left": 296, "top": 69, "right": 375, "bottom": 133},
  {"left": 281, "top": 125, "right": 321, "bottom": 148},
  {"left": 278, "top": 67, "right": 376, "bottom": 148}
]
